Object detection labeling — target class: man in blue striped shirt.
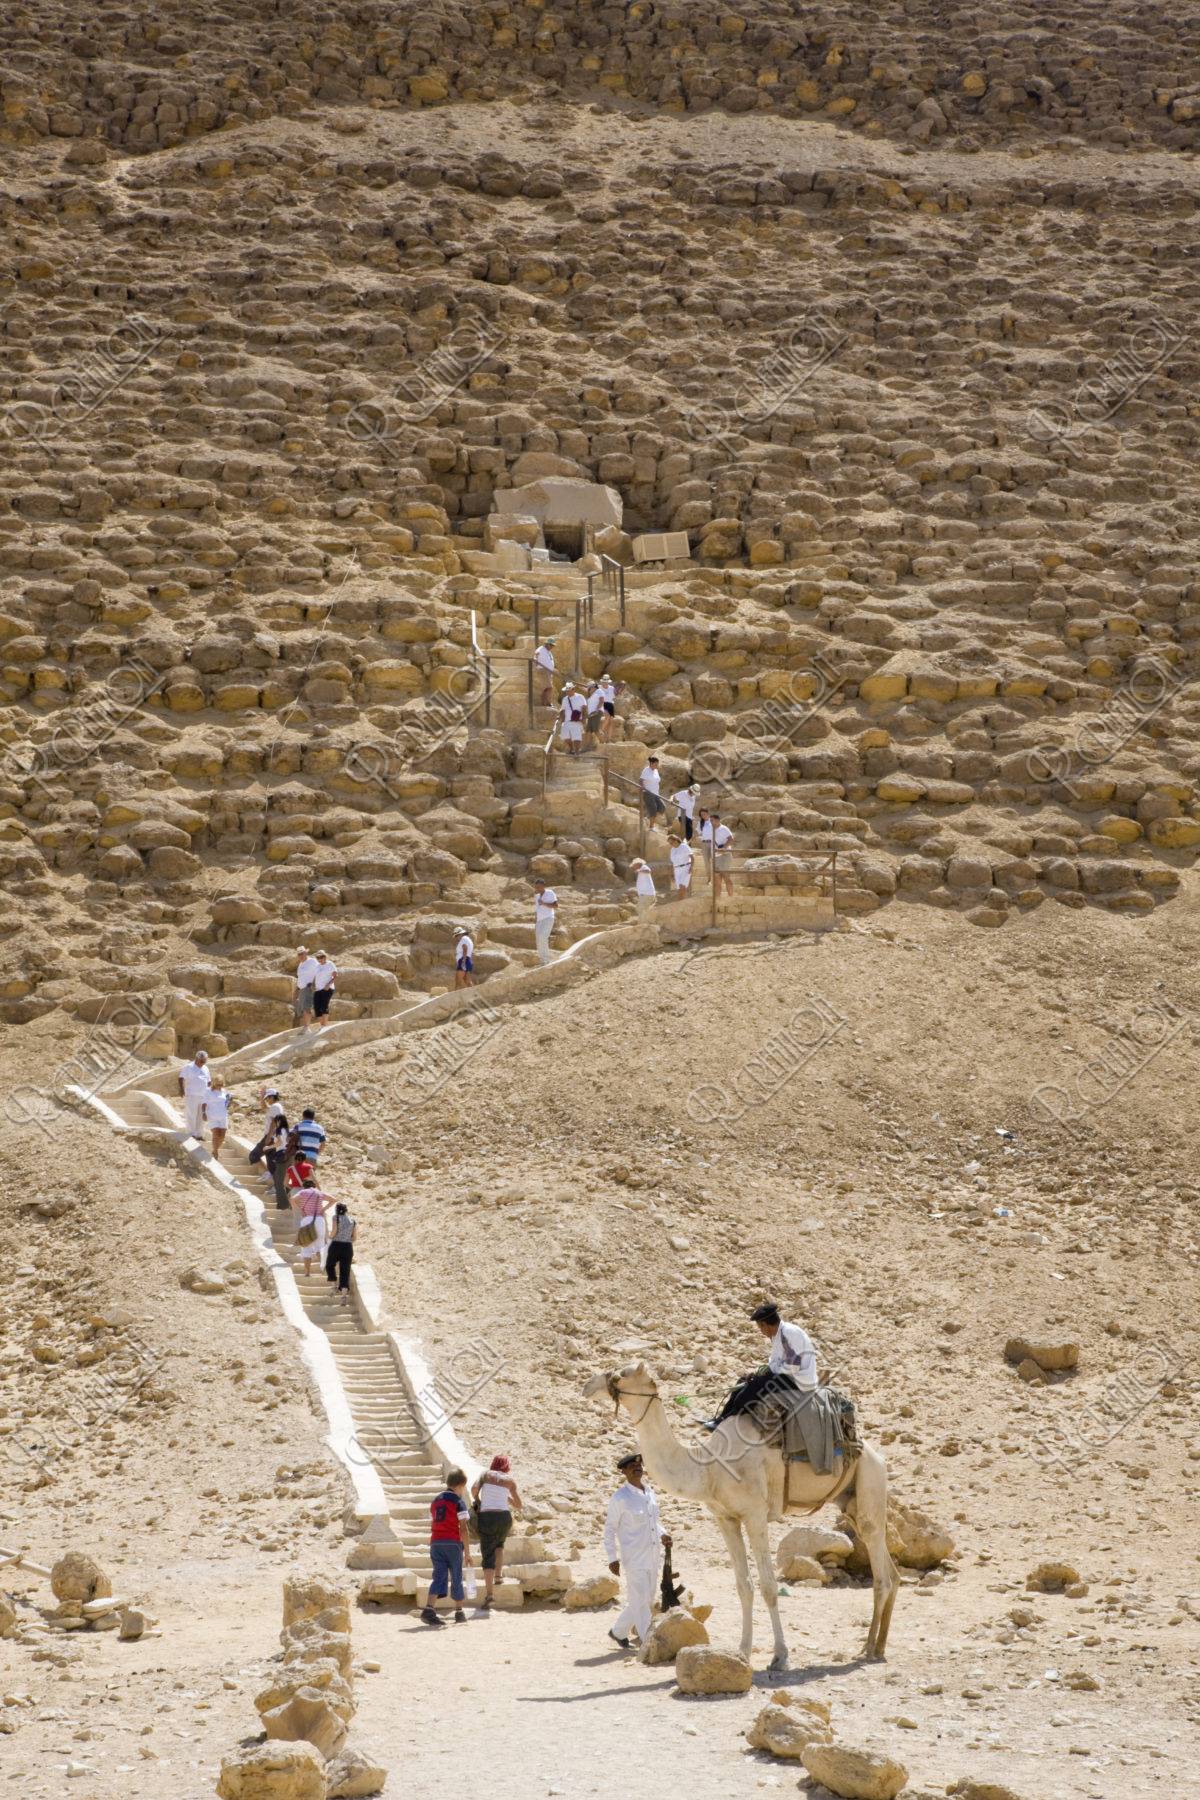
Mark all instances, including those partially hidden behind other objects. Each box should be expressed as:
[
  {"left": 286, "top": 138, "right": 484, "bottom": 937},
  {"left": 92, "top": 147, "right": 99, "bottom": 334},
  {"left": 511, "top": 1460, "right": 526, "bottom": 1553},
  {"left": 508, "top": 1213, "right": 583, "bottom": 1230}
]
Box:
[{"left": 293, "top": 1108, "right": 327, "bottom": 1163}]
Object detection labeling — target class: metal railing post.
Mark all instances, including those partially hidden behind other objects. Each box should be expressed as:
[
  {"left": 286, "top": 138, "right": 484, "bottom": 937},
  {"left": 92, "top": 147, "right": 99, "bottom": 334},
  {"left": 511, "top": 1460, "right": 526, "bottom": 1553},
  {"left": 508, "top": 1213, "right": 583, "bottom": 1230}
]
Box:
[
  {"left": 485, "top": 656, "right": 492, "bottom": 726},
  {"left": 602, "top": 757, "right": 609, "bottom": 808},
  {"left": 533, "top": 596, "right": 540, "bottom": 653},
  {"left": 711, "top": 852, "right": 718, "bottom": 929},
  {"left": 574, "top": 595, "right": 581, "bottom": 674},
  {"left": 618, "top": 563, "right": 626, "bottom": 630},
  {"left": 831, "top": 850, "right": 838, "bottom": 915},
  {"left": 526, "top": 657, "right": 533, "bottom": 723}
]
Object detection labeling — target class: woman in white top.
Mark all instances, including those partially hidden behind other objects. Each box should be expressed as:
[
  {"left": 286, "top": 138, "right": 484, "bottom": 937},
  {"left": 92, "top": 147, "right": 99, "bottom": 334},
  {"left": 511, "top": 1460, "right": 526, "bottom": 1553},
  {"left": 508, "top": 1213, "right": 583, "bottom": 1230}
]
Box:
[
  {"left": 631, "top": 857, "right": 656, "bottom": 919},
  {"left": 471, "top": 1454, "right": 524, "bottom": 1607},
  {"left": 205, "top": 1077, "right": 230, "bottom": 1163},
  {"left": 598, "top": 674, "right": 619, "bottom": 743},
  {"left": 672, "top": 783, "right": 699, "bottom": 840}
]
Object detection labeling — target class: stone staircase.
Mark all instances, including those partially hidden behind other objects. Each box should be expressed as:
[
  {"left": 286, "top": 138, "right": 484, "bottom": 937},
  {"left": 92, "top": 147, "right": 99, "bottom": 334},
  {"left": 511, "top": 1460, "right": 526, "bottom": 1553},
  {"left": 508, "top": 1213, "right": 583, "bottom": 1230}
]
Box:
[{"left": 101, "top": 1086, "right": 455, "bottom": 1588}]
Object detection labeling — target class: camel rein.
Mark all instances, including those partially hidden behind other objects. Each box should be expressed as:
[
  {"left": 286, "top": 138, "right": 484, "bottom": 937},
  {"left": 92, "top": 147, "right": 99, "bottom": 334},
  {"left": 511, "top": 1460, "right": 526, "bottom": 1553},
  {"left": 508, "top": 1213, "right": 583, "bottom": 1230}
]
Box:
[{"left": 615, "top": 1387, "right": 660, "bottom": 1428}]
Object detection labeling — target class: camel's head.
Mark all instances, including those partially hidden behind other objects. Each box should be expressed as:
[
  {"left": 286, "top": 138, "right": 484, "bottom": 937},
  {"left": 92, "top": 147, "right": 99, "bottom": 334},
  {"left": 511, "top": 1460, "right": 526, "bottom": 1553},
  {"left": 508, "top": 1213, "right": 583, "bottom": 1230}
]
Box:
[{"left": 582, "top": 1361, "right": 659, "bottom": 1415}]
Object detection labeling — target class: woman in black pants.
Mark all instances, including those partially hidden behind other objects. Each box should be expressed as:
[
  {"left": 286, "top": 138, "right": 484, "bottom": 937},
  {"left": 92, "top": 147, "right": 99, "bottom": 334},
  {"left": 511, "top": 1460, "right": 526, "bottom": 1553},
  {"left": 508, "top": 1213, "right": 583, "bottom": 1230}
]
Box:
[{"left": 325, "top": 1202, "right": 357, "bottom": 1301}]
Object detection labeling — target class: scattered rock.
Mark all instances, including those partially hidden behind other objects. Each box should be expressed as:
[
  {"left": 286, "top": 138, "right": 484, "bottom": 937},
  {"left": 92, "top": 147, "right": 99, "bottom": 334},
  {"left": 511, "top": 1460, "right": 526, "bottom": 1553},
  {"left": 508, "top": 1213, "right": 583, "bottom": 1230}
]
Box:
[
  {"left": 746, "top": 1695, "right": 832, "bottom": 1758},
  {"left": 1004, "top": 1338, "right": 1078, "bottom": 1374},
  {"left": 50, "top": 1553, "right": 111, "bottom": 1605},
  {"left": 1025, "top": 1561, "right": 1080, "bottom": 1594},
  {"left": 562, "top": 1573, "right": 619, "bottom": 1611},
  {"left": 326, "top": 1743, "right": 389, "bottom": 1798},
  {"left": 0, "top": 1596, "right": 17, "bottom": 1638},
  {"left": 118, "top": 1608, "right": 147, "bottom": 1641},
  {"left": 844, "top": 1498, "right": 953, "bottom": 1573},
  {"left": 947, "top": 1782, "right": 1026, "bottom": 1800},
  {"left": 800, "top": 1741, "right": 908, "bottom": 1800},
  {"left": 674, "top": 1644, "right": 752, "bottom": 1694},
  {"left": 638, "top": 1605, "right": 709, "bottom": 1665},
  {"left": 180, "top": 1266, "right": 226, "bottom": 1295},
  {"left": 215, "top": 1741, "right": 327, "bottom": 1800}
]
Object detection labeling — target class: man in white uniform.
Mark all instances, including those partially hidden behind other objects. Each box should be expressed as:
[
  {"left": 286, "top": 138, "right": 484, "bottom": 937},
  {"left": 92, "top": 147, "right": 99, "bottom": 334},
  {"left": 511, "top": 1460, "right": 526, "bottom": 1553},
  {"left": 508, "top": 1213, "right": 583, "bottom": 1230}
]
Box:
[
  {"left": 672, "top": 782, "right": 699, "bottom": 840},
  {"left": 533, "top": 880, "right": 557, "bottom": 965},
  {"left": 604, "top": 1451, "right": 671, "bottom": 1649},
  {"left": 533, "top": 638, "right": 556, "bottom": 707},
  {"left": 177, "top": 1050, "right": 211, "bottom": 1137},
  {"left": 708, "top": 1301, "right": 818, "bottom": 1426}
]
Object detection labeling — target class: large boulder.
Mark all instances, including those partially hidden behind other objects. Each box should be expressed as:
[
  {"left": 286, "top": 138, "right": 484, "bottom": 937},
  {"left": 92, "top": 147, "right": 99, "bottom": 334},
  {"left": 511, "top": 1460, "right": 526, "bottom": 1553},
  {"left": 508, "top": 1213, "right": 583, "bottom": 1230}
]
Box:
[
  {"left": 638, "top": 1605, "right": 709, "bottom": 1665},
  {"left": 844, "top": 1498, "right": 953, "bottom": 1573},
  {"left": 51, "top": 1553, "right": 111, "bottom": 1605},
  {"left": 674, "top": 1644, "right": 753, "bottom": 1694},
  {"left": 746, "top": 1694, "right": 832, "bottom": 1758},
  {"left": 326, "top": 1745, "right": 389, "bottom": 1798},
  {"left": 562, "top": 1573, "right": 620, "bottom": 1611},
  {"left": 215, "top": 1742, "right": 327, "bottom": 1800},
  {"left": 777, "top": 1524, "right": 853, "bottom": 1576},
  {"left": 800, "top": 1742, "right": 908, "bottom": 1800}
]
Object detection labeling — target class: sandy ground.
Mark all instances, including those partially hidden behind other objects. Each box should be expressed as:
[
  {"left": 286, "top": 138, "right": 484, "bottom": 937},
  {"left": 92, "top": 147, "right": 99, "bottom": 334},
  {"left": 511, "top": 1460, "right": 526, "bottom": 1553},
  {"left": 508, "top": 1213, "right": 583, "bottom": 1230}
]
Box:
[{"left": 4, "top": 897, "right": 1198, "bottom": 1797}]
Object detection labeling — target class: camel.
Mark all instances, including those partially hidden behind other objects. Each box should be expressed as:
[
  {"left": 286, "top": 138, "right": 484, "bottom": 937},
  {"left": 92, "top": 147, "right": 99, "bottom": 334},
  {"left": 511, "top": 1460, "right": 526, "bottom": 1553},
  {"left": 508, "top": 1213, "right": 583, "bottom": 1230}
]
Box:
[{"left": 585, "top": 1361, "right": 898, "bottom": 1669}]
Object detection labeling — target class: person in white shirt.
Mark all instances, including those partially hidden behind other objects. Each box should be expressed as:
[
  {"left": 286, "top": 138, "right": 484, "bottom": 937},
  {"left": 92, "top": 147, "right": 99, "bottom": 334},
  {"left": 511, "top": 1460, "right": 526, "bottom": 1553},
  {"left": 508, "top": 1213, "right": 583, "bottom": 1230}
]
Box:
[
  {"left": 697, "top": 808, "right": 713, "bottom": 879},
  {"left": 708, "top": 1302, "right": 819, "bottom": 1428},
  {"left": 604, "top": 1451, "right": 671, "bottom": 1649},
  {"left": 639, "top": 756, "right": 665, "bottom": 827},
  {"left": 203, "top": 1075, "right": 230, "bottom": 1162},
  {"left": 453, "top": 925, "right": 475, "bottom": 989},
  {"left": 667, "top": 831, "right": 693, "bottom": 898},
  {"left": 597, "top": 673, "right": 619, "bottom": 743},
  {"left": 559, "top": 681, "right": 585, "bottom": 756},
  {"left": 177, "top": 1050, "right": 211, "bottom": 1137},
  {"left": 533, "top": 638, "right": 556, "bottom": 707},
  {"left": 311, "top": 951, "right": 337, "bottom": 1021},
  {"left": 630, "top": 857, "right": 656, "bottom": 919},
  {"left": 672, "top": 782, "right": 699, "bottom": 840},
  {"left": 533, "top": 880, "right": 557, "bottom": 965},
  {"left": 710, "top": 812, "right": 734, "bottom": 898},
  {"left": 584, "top": 680, "right": 604, "bottom": 747},
  {"left": 294, "top": 947, "right": 321, "bottom": 1029}
]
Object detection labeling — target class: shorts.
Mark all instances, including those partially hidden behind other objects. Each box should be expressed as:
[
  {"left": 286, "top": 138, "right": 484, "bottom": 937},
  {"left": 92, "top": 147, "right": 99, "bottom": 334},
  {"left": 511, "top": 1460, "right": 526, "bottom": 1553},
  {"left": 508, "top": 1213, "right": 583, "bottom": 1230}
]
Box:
[
  {"left": 603, "top": 702, "right": 615, "bottom": 716},
  {"left": 294, "top": 984, "right": 315, "bottom": 1018},
  {"left": 313, "top": 988, "right": 332, "bottom": 1018},
  {"left": 674, "top": 868, "right": 692, "bottom": 888},
  {"left": 478, "top": 1509, "right": 513, "bottom": 1570},
  {"left": 586, "top": 712, "right": 602, "bottom": 734},
  {"left": 643, "top": 792, "right": 665, "bottom": 818},
  {"left": 429, "top": 1539, "right": 464, "bottom": 1601},
  {"left": 563, "top": 721, "right": 583, "bottom": 742},
  {"left": 679, "top": 814, "right": 694, "bottom": 840},
  {"left": 715, "top": 850, "right": 733, "bottom": 873},
  {"left": 457, "top": 957, "right": 474, "bottom": 974}
]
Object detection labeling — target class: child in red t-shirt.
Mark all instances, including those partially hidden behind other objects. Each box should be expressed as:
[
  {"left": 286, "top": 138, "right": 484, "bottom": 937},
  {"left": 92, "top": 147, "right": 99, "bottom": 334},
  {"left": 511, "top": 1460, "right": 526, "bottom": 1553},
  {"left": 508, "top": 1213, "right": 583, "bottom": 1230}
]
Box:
[{"left": 421, "top": 1469, "right": 474, "bottom": 1625}]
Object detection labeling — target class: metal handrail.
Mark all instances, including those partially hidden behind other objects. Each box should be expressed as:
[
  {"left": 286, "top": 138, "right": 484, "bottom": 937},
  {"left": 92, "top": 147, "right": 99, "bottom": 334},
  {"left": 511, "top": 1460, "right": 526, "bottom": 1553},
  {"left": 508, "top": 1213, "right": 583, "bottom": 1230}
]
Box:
[
  {"left": 468, "top": 610, "right": 493, "bottom": 726},
  {"left": 541, "top": 724, "right": 556, "bottom": 800}
]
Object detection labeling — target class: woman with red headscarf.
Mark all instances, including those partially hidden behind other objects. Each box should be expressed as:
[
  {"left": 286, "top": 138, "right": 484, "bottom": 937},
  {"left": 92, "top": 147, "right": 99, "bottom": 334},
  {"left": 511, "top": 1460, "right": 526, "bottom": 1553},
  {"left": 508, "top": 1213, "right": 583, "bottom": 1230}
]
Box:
[{"left": 470, "top": 1455, "right": 524, "bottom": 1608}]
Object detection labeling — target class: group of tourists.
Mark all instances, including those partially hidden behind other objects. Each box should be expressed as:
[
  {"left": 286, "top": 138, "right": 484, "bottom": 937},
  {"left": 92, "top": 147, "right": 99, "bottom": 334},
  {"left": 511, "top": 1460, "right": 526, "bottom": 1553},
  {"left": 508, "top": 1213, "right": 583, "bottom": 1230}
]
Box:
[
  {"left": 536, "top": 639, "right": 621, "bottom": 752},
  {"left": 293, "top": 946, "right": 337, "bottom": 1029},
  {"left": 420, "top": 1455, "right": 524, "bottom": 1624}
]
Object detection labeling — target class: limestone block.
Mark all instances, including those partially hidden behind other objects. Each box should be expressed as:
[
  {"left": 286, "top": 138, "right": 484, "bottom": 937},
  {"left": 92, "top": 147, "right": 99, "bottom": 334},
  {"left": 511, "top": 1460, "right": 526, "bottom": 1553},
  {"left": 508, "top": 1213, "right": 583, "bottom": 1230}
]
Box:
[
  {"left": 51, "top": 1554, "right": 110, "bottom": 1604},
  {"left": 860, "top": 671, "right": 908, "bottom": 702},
  {"left": 746, "top": 1696, "right": 832, "bottom": 1758},
  {"left": 776, "top": 1524, "right": 853, "bottom": 1574},
  {"left": 216, "top": 1742, "right": 327, "bottom": 1800},
  {"left": 282, "top": 1576, "right": 352, "bottom": 1636},
  {"left": 675, "top": 1645, "right": 752, "bottom": 1694},
  {"left": 326, "top": 1745, "right": 389, "bottom": 1798},
  {"left": 800, "top": 1742, "right": 908, "bottom": 1799},
  {"left": 639, "top": 1606, "right": 709, "bottom": 1665},
  {"left": 562, "top": 1573, "right": 619, "bottom": 1610}
]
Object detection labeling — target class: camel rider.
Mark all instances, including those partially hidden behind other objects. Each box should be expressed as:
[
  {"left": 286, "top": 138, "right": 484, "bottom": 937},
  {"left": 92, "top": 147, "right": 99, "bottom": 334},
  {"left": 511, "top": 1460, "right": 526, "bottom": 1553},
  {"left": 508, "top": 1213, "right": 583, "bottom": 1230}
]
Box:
[
  {"left": 707, "top": 1301, "right": 818, "bottom": 1427},
  {"left": 603, "top": 1451, "right": 671, "bottom": 1650}
]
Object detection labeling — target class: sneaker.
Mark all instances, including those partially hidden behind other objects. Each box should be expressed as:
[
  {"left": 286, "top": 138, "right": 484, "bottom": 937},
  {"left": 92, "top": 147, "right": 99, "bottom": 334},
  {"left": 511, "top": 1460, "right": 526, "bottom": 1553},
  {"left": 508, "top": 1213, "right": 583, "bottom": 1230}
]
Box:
[
  {"left": 420, "top": 1607, "right": 445, "bottom": 1627},
  {"left": 454, "top": 1608, "right": 467, "bottom": 1623},
  {"left": 608, "top": 1628, "right": 630, "bottom": 1649}
]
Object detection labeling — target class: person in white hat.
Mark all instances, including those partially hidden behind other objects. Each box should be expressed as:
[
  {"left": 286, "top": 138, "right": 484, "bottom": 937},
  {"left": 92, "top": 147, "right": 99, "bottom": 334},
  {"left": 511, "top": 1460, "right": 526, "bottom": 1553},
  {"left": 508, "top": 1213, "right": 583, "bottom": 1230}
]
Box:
[
  {"left": 559, "top": 680, "right": 585, "bottom": 756},
  {"left": 534, "top": 637, "right": 556, "bottom": 707},
  {"left": 584, "top": 679, "right": 604, "bottom": 749},
  {"left": 453, "top": 925, "right": 475, "bottom": 989},
  {"left": 597, "top": 671, "right": 620, "bottom": 744},
  {"left": 630, "top": 857, "right": 656, "bottom": 919}
]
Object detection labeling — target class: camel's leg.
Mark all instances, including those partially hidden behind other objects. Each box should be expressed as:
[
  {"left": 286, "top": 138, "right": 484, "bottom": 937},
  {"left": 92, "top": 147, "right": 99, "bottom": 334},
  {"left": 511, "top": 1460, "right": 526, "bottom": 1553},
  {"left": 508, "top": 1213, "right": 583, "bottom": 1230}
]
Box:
[
  {"left": 745, "top": 1512, "right": 788, "bottom": 1670},
  {"left": 852, "top": 1446, "right": 899, "bottom": 1659},
  {"left": 712, "top": 1511, "right": 755, "bottom": 1662}
]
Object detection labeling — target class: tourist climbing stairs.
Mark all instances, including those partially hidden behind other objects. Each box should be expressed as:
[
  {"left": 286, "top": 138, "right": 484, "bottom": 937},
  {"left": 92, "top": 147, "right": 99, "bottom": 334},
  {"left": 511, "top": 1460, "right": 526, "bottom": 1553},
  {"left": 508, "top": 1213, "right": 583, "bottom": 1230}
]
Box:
[{"left": 94, "top": 1085, "right": 454, "bottom": 1585}]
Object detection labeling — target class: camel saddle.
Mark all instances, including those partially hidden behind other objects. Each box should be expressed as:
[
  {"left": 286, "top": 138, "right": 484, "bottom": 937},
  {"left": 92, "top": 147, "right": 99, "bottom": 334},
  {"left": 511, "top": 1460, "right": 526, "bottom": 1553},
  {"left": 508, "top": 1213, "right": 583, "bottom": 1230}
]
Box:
[{"left": 757, "top": 1382, "right": 861, "bottom": 1476}]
